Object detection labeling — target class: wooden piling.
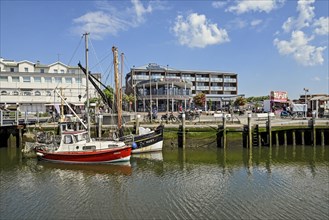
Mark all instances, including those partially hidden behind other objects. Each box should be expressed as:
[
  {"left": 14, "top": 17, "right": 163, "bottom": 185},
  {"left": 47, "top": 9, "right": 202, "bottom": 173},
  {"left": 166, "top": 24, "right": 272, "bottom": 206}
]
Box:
[
  {"left": 98, "top": 114, "right": 103, "bottom": 138},
  {"left": 275, "top": 131, "right": 279, "bottom": 147},
  {"left": 312, "top": 112, "right": 316, "bottom": 146},
  {"left": 248, "top": 113, "right": 252, "bottom": 148},
  {"left": 223, "top": 114, "right": 227, "bottom": 148},
  {"left": 301, "top": 130, "right": 305, "bottom": 146},
  {"left": 292, "top": 130, "right": 296, "bottom": 146},
  {"left": 182, "top": 113, "right": 186, "bottom": 149},
  {"left": 321, "top": 130, "right": 325, "bottom": 146},
  {"left": 267, "top": 113, "right": 272, "bottom": 147},
  {"left": 135, "top": 115, "right": 140, "bottom": 135},
  {"left": 283, "top": 131, "right": 287, "bottom": 146}
]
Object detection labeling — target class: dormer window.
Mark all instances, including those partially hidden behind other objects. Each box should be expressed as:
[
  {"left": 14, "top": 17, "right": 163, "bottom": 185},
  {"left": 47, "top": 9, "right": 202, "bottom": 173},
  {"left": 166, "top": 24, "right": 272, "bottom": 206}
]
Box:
[{"left": 24, "top": 67, "right": 28, "bottom": 72}]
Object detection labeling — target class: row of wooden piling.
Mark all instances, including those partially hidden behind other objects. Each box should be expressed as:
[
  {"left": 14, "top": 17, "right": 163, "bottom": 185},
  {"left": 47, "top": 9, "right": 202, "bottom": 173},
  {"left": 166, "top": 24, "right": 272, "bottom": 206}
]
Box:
[{"left": 178, "top": 113, "right": 328, "bottom": 148}]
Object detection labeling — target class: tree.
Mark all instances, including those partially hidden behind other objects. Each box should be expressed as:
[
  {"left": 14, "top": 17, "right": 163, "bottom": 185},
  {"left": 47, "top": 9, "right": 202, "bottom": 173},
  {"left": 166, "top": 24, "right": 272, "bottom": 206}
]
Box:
[
  {"left": 193, "top": 93, "right": 206, "bottom": 107},
  {"left": 123, "top": 94, "right": 134, "bottom": 111},
  {"left": 234, "top": 96, "right": 247, "bottom": 107},
  {"left": 103, "top": 86, "right": 114, "bottom": 101}
]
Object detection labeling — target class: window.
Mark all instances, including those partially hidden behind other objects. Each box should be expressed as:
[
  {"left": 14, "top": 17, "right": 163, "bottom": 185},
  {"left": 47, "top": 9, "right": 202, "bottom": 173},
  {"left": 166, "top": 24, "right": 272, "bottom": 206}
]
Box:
[
  {"left": 75, "top": 78, "right": 82, "bottom": 83},
  {"left": 34, "top": 77, "right": 41, "bottom": 83},
  {"left": 45, "top": 77, "right": 52, "bottom": 83},
  {"left": 13, "top": 91, "right": 19, "bottom": 96},
  {"left": 54, "top": 69, "right": 58, "bottom": 73},
  {"left": 70, "top": 69, "right": 76, "bottom": 74},
  {"left": 24, "top": 67, "right": 28, "bottom": 72},
  {"left": 35, "top": 91, "right": 41, "bottom": 96},
  {"left": 55, "top": 77, "right": 62, "bottom": 83},
  {"left": 0, "top": 76, "right": 8, "bottom": 82},
  {"left": 65, "top": 77, "right": 72, "bottom": 83},
  {"left": 12, "top": 76, "right": 19, "bottom": 82},
  {"left": 46, "top": 91, "right": 52, "bottom": 96},
  {"left": 10, "top": 68, "right": 14, "bottom": 72},
  {"left": 60, "top": 69, "right": 64, "bottom": 73},
  {"left": 40, "top": 69, "right": 45, "bottom": 73},
  {"left": 23, "top": 91, "right": 32, "bottom": 96},
  {"left": 1, "top": 91, "right": 7, "bottom": 95},
  {"left": 23, "top": 76, "right": 31, "bottom": 82}
]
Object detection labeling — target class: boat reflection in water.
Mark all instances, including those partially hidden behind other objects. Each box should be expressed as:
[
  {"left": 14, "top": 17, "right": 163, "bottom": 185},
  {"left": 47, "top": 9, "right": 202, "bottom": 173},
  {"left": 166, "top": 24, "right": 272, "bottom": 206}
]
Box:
[
  {"left": 131, "top": 151, "right": 163, "bottom": 161},
  {"left": 37, "top": 160, "right": 132, "bottom": 176}
]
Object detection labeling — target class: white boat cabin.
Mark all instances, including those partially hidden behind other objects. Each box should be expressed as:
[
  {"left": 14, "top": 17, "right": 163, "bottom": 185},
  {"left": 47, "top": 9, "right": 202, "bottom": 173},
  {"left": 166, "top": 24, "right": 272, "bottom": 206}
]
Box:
[{"left": 57, "top": 130, "right": 126, "bottom": 152}]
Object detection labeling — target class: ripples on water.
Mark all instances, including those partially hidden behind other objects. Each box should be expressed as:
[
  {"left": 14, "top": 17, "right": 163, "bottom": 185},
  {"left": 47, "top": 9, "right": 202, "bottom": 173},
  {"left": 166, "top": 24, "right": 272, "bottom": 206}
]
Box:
[{"left": 1, "top": 144, "right": 328, "bottom": 220}]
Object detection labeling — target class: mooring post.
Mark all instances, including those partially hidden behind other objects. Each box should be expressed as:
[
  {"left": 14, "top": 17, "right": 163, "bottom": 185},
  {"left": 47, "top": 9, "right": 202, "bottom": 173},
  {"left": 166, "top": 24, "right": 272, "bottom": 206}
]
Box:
[
  {"left": 98, "top": 114, "right": 103, "bottom": 138},
  {"left": 24, "top": 111, "right": 28, "bottom": 124},
  {"left": 15, "top": 111, "right": 19, "bottom": 125},
  {"left": 37, "top": 111, "right": 40, "bottom": 124},
  {"left": 292, "top": 130, "right": 296, "bottom": 146},
  {"left": 321, "top": 130, "right": 325, "bottom": 146},
  {"left": 182, "top": 113, "right": 186, "bottom": 149},
  {"left": 284, "top": 131, "right": 287, "bottom": 146},
  {"left": 223, "top": 114, "right": 227, "bottom": 148},
  {"left": 312, "top": 111, "right": 316, "bottom": 146},
  {"left": 301, "top": 130, "right": 305, "bottom": 146},
  {"left": 0, "top": 110, "right": 3, "bottom": 126},
  {"left": 275, "top": 131, "right": 279, "bottom": 146},
  {"left": 135, "top": 115, "right": 140, "bottom": 135},
  {"left": 248, "top": 113, "right": 252, "bottom": 148},
  {"left": 267, "top": 113, "right": 272, "bottom": 147}
]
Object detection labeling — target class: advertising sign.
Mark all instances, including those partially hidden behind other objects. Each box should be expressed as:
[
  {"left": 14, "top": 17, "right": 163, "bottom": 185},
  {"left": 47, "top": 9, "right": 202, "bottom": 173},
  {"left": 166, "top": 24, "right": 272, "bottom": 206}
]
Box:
[{"left": 270, "top": 91, "right": 288, "bottom": 102}]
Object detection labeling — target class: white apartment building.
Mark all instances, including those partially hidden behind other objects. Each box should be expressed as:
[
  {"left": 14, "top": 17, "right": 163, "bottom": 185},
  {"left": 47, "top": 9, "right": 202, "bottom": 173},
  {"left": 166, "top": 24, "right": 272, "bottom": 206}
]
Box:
[{"left": 0, "top": 58, "right": 100, "bottom": 114}]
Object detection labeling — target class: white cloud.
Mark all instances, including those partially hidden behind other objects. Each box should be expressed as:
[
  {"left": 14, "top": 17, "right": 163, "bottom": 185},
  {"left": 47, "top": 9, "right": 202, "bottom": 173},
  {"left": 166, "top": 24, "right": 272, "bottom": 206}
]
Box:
[
  {"left": 313, "top": 17, "right": 329, "bottom": 35},
  {"left": 172, "top": 13, "right": 230, "bottom": 48},
  {"left": 251, "top": 19, "right": 262, "bottom": 27},
  {"left": 312, "top": 76, "right": 321, "bottom": 81},
  {"left": 276, "top": 0, "right": 328, "bottom": 66},
  {"left": 72, "top": 0, "right": 160, "bottom": 39},
  {"left": 130, "top": 0, "right": 152, "bottom": 24},
  {"left": 282, "top": 0, "right": 315, "bottom": 32},
  {"left": 274, "top": 30, "right": 326, "bottom": 66},
  {"left": 227, "top": 0, "right": 284, "bottom": 14},
  {"left": 212, "top": 1, "right": 227, "bottom": 9},
  {"left": 72, "top": 11, "right": 128, "bottom": 39}
]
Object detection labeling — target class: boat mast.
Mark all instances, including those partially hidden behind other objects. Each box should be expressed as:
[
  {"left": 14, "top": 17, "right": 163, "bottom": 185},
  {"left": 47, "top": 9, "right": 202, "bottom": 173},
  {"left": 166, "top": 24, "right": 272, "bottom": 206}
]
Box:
[
  {"left": 84, "top": 33, "right": 91, "bottom": 135},
  {"left": 112, "top": 46, "right": 122, "bottom": 130}
]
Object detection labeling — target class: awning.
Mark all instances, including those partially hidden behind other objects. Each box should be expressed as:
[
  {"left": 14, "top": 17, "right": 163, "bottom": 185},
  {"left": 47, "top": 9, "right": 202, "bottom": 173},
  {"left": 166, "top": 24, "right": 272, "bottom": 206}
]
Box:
[{"left": 310, "top": 96, "right": 326, "bottom": 101}]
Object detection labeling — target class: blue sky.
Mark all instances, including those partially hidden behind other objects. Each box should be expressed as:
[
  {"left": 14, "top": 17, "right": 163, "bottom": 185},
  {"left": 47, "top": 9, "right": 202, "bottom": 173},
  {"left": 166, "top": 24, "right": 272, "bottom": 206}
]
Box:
[{"left": 1, "top": 0, "right": 328, "bottom": 99}]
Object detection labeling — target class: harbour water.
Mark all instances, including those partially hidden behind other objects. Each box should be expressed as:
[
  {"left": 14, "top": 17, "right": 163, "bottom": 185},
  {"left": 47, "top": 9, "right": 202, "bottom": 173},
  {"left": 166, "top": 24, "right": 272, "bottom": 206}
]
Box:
[{"left": 1, "top": 141, "right": 328, "bottom": 220}]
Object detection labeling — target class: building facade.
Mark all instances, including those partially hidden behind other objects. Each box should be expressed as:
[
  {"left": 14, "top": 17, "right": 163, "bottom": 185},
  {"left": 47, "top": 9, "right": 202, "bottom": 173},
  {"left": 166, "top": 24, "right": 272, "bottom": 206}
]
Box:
[
  {"left": 125, "top": 63, "right": 239, "bottom": 112},
  {"left": 0, "top": 58, "right": 100, "bottom": 115}
]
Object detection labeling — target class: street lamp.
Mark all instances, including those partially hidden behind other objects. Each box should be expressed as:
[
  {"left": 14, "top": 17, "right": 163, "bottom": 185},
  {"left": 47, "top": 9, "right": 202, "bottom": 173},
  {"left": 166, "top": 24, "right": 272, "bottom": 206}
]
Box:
[{"left": 303, "top": 88, "right": 309, "bottom": 117}]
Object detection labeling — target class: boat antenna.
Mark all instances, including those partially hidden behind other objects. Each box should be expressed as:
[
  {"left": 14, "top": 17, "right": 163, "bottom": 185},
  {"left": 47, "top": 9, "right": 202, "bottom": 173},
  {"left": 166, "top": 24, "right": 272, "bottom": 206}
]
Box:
[{"left": 83, "top": 32, "right": 91, "bottom": 136}]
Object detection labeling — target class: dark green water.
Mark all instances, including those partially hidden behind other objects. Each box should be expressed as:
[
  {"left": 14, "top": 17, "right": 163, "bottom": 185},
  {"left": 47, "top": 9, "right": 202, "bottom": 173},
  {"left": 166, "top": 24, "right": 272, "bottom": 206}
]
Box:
[{"left": 1, "top": 140, "right": 328, "bottom": 220}]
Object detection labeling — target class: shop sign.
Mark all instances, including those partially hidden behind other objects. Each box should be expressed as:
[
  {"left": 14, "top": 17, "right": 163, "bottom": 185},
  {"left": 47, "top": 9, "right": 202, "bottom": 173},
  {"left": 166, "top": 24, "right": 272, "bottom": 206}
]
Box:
[{"left": 270, "top": 91, "right": 288, "bottom": 102}]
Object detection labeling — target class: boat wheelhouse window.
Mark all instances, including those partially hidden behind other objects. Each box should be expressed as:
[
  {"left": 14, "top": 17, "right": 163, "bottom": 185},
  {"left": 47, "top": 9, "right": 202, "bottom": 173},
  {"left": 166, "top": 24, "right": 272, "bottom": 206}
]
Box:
[
  {"left": 74, "top": 133, "right": 89, "bottom": 142},
  {"left": 64, "top": 135, "right": 73, "bottom": 144},
  {"left": 83, "top": 146, "right": 96, "bottom": 150}
]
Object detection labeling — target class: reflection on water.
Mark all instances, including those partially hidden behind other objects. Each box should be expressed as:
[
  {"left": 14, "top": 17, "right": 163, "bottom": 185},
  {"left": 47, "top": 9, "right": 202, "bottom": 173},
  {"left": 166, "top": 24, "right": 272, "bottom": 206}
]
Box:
[{"left": 1, "top": 143, "right": 328, "bottom": 220}]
